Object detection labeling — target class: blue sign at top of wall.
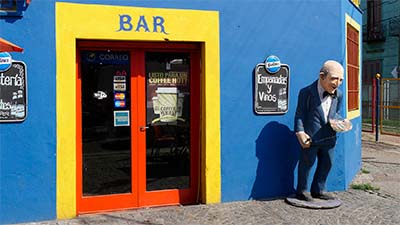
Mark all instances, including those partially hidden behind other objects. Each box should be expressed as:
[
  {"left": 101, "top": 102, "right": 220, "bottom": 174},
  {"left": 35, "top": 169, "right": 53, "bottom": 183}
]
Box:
[
  {"left": 0, "top": 52, "right": 12, "bottom": 72},
  {"left": 265, "top": 55, "right": 281, "bottom": 74}
]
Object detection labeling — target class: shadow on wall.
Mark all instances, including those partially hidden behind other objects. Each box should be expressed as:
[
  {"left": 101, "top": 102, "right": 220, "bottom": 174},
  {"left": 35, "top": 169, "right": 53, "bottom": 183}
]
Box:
[{"left": 250, "top": 121, "right": 299, "bottom": 200}]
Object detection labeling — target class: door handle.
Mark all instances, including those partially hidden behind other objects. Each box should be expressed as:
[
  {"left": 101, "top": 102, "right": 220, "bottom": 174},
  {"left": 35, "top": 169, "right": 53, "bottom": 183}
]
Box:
[{"left": 139, "top": 126, "right": 149, "bottom": 131}]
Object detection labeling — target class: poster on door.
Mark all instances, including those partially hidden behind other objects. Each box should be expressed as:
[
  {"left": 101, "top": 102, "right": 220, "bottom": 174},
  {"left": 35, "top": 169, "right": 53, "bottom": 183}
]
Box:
[
  {"left": 147, "top": 71, "right": 189, "bottom": 124},
  {"left": 151, "top": 87, "right": 185, "bottom": 123},
  {"left": 146, "top": 53, "right": 191, "bottom": 124},
  {"left": 0, "top": 56, "right": 27, "bottom": 122}
]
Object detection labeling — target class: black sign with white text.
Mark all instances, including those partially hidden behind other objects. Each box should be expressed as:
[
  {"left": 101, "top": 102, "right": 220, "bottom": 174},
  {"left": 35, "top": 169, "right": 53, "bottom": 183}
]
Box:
[
  {"left": 254, "top": 59, "right": 289, "bottom": 114},
  {"left": 0, "top": 61, "right": 27, "bottom": 122}
]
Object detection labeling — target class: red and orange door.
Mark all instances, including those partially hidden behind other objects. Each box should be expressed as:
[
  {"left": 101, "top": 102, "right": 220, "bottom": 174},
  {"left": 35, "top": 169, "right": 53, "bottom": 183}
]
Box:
[{"left": 76, "top": 41, "right": 200, "bottom": 213}]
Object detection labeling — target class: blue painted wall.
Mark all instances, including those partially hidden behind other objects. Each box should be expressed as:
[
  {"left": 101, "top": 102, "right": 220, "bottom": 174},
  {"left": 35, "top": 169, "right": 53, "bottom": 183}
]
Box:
[
  {"left": 341, "top": 0, "right": 363, "bottom": 189},
  {"left": 0, "top": 1, "right": 56, "bottom": 224},
  {"left": 0, "top": 0, "right": 362, "bottom": 223},
  {"left": 220, "top": 0, "right": 363, "bottom": 201}
]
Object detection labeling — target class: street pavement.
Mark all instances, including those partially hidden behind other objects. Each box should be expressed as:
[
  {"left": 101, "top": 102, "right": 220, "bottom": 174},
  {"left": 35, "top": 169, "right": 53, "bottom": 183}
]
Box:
[{"left": 18, "top": 132, "right": 400, "bottom": 225}]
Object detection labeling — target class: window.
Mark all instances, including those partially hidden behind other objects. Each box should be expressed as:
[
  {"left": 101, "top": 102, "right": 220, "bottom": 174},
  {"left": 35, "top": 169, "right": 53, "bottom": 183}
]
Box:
[
  {"left": 347, "top": 24, "right": 360, "bottom": 111},
  {"left": 366, "top": 0, "right": 384, "bottom": 41},
  {"left": 346, "top": 14, "right": 361, "bottom": 119}
]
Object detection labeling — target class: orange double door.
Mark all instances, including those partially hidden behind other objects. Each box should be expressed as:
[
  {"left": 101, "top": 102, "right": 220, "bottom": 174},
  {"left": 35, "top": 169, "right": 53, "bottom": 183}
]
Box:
[{"left": 76, "top": 41, "right": 200, "bottom": 213}]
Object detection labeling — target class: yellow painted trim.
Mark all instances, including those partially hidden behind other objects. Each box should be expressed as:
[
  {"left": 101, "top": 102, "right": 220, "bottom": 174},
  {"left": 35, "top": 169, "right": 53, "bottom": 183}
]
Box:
[
  {"left": 203, "top": 38, "right": 221, "bottom": 204},
  {"left": 56, "top": 2, "right": 220, "bottom": 218},
  {"left": 351, "top": 0, "right": 360, "bottom": 7},
  {"left": 345, "top": 14, "right": 361, "bottom": 120}
]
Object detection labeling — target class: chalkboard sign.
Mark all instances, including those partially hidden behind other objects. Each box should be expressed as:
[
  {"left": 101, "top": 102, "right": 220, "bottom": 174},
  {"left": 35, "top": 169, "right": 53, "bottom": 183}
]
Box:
[
  {"left": 0, "top": 61, "right": 27, "bottom": 122},
  {"left": 254, "top": 57, "right": 289, "bottom": 114}
]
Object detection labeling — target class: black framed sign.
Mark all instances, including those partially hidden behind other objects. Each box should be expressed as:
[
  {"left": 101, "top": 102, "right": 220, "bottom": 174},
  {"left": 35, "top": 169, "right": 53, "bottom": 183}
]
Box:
[
  {"left": 254, "top": 55, "right": 289, "bottom": 114},
  {"left": 0, "top": 60, "right": 27, "bottom": 122},
  {"left": 0, "top": 0, "right": 26, "bottom": 17}
]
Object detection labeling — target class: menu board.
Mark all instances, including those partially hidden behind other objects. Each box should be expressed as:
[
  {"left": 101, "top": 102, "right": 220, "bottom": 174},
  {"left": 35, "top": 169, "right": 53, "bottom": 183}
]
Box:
[
  {"left": 0, "top": 61, "right": 27, "bottom": 122},
  {"left": 254, "top": 63, "right": 289, "bottom": 114}
]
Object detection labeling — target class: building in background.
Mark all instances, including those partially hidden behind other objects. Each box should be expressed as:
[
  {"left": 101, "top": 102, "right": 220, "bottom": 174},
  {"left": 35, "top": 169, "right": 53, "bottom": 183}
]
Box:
[
  {"left": 361, "top": 0, "right": 399, "bottom": 78},
  {"left": 361, "top": 0, "right": 400, "bottom": 134},
  {"left": 1, "top": 0, "right": 362, "bottom": 224}
]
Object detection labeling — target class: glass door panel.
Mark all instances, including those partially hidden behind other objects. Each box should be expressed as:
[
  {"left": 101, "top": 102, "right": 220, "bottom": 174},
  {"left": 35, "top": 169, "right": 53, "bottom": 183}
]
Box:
[
  {"left": 77, "top": 41, "right": 199, "bottom": 213},
  {"left": 145, "top": 52, "right": 191, "bottom": 191},
  {"left": 80, "top": 50, "right": 132, "bottom": 196}
]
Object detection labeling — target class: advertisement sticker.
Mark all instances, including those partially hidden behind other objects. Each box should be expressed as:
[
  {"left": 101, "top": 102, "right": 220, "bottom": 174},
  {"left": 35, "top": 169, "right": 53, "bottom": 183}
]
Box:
[{"left": 114, "top": 110, "right": 130, "bottom": 126}]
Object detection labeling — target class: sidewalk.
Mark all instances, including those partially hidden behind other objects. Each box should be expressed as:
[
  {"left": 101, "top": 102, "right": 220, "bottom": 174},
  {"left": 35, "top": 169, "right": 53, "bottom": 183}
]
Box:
[
  {"left": 354, "top": 132, "right": 400, "bottom": 199},
  {"left": 361, "top": 131, "right": 400, "bottom": 146},
  {"left": 18, "top": 133, "right": 400, "bottom": 225}
]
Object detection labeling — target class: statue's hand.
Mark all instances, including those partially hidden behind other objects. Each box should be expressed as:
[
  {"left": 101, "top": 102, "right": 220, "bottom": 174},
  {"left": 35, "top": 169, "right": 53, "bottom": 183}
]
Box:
[
  {"left": 296, "top": 131, "right": 311, "bottom": 149},
  {"left": 329, "top": 118, "right": 353, "bottom": 132}
]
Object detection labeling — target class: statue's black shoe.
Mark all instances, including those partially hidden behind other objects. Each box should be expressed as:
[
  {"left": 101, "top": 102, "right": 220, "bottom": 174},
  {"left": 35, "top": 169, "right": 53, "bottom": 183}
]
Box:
[
  {"left": 311, "top": 192, "right": 335, "bottom": 200},
  {"left": 295, "top": 192, "right": 313, "bottom": 202}
]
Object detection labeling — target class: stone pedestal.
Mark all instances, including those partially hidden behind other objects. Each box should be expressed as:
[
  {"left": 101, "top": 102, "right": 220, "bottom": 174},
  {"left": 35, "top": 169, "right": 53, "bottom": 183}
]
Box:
[{"left": 285, "top": 194, "right": 342, "bottom": 209}]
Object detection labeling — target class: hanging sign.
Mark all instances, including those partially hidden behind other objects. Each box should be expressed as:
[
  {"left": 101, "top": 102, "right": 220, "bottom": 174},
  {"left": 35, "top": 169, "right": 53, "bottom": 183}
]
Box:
[
  {"left": 0, "top": 53, "right": 27, "bottom": 122},
  {"left": 254, "top": 55, "right": 289, "bottom": 114}
]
